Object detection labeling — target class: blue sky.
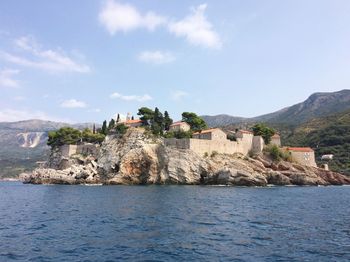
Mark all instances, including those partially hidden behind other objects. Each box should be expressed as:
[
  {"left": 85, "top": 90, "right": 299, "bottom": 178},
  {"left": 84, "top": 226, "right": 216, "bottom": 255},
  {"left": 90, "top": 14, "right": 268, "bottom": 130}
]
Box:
[{"left": 0, "top": 0, "right": 350, "bottom": 123}]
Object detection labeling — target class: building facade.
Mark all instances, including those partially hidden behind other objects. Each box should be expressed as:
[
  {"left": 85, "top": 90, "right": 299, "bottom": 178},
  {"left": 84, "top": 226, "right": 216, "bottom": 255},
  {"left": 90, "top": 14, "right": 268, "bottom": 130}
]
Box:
[
  {"left": 285, "top": 147, "right": 317, "bottom": 167},
  {"left": 169, "top": 121, "right": 191, "bottom": 132}
]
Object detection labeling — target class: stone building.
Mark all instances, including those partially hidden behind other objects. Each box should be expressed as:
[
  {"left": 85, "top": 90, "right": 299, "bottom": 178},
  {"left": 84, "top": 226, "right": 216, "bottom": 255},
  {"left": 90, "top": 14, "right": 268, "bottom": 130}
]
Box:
[
  {"left": 169, "top": 121, "right": 191, "bottom": 132},
  {"left": 271, "top": 134, "right": 281, "bottom": 147},
  {"left": 60, "top": 143, "right": 99, "bottom": 158},
  {"left": 192, "top": 128, "right": 227, "bottom": 140},
  {"left": 285, "top": 147, "right": 317, "bottom": 167},
  {"left": 165, "top": 128, "right": 265, "bottom": 157}
]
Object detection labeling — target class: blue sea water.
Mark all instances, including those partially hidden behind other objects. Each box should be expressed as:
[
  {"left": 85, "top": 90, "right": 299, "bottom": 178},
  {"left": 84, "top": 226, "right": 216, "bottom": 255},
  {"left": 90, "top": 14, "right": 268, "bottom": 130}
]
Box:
[{"left": 0, "top": 182, "right": 349, "bottom": 262}]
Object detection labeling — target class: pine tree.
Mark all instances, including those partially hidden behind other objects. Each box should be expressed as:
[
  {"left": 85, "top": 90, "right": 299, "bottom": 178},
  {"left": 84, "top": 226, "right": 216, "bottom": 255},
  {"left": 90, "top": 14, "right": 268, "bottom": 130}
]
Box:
[
  {"left": 108, "top": 119, "right": 115, "bottom": 130},
  {"left": 93, "top": 124, "right": 96, "bottom": 134},
  {"left": 116, "top": 114, "right": 120, "bottom": 123},
  {"left": 152, "top": 107, "right": 164, "bottom": 135},
  {"left": 131, "top": 116, "right": 134, "bottom": 120},
  {"left": 164, "top": 111, "right": 173, "bottom": 131},
  {"left": 101, "top": 120, "right": 108, "bottom": 135}
]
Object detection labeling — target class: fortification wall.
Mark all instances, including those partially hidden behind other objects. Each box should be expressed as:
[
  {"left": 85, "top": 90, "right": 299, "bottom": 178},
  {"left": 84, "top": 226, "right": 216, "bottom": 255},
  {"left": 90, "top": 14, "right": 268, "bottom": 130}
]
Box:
[
  {"left": 60, "top": 145, "right": 77, "bottom": 158},
  {"left": 252, "top": 136, "right": 264, "bottom": 153},
  {"left": 59, "top": 144, "right": 99, "bottom": 158},
  {"left": 290, "top": 151, "right": 317, "bottom": 167}
]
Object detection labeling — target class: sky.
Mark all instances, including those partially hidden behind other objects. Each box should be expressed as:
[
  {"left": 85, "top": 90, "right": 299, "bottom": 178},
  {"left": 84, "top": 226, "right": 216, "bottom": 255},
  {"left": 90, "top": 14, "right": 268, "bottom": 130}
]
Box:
[{"left": 0, "top": 0, "right": 350, "bottom": 123}]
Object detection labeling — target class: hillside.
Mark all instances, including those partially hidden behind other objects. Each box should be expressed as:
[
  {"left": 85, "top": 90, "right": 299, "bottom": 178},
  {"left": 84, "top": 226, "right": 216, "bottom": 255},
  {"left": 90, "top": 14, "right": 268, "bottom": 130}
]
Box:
[
  {"left": 202, "top": 89, "right": 350, "bottom": 127},
  {"left": 0, "top": 120, "right": 96, "bottom": 178},
  {"left": 282, "top": 110, "right": 350, "bottom": 175}
]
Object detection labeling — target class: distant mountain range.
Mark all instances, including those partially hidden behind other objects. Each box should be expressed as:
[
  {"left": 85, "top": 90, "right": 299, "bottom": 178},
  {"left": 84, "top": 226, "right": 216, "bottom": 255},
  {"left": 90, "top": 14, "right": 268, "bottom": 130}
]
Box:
[
  {"left": 1, "top": 89, "right": 350, "bottom": 178},
  {"left": 0, "top": 120, "right": 96, "bottom": 178},
  {"left": 202, "top": 89, "right": 350, "bottom": 127}
]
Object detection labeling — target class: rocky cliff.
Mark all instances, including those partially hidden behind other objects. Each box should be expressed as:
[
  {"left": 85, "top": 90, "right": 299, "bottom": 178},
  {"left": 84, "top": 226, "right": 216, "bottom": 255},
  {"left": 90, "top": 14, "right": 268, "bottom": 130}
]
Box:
[{"left": 22, "top": 128, "right": 350, "bottom": 186}]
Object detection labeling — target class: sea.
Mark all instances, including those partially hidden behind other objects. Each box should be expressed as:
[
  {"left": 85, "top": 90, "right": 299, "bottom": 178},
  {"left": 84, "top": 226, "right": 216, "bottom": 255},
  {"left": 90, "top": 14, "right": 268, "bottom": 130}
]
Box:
[{"left": 0, "top": 182, "right": 349, "bottom": 261}]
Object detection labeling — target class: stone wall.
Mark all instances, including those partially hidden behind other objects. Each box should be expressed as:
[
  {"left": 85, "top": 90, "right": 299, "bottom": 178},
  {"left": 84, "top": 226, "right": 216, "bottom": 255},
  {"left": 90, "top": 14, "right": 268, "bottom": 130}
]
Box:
[
  {"left": 236, "top": 133, "right": 254, "bottom": 155},
  {"left": 290, "top": 151, "right": 317, "bottom": 167},
  {"left": 165, "top": 138, "right": 251, "bottom": 156},
  {"left": 59, "top": 144, "right": 99, "bottom": 159}
]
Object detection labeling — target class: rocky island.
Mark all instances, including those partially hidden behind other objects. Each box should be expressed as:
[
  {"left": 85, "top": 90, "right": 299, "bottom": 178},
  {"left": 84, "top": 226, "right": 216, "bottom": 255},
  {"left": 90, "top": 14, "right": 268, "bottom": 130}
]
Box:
[{"left": 22, "top": 126, "right": 350, "bottom": 186}]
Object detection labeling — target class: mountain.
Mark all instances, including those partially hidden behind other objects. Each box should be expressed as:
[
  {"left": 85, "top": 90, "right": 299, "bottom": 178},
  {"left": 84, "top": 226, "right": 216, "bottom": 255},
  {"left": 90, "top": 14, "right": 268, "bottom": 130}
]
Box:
[
  {"left": 283, "top": 109, "right": 350, "bottom": 175},
  {"left": 0, "top": 119, "right": 96, "bottom": 178},
  {"left": 202, "top": 89, "right": 350, "bottom": 127},
  {"left": 200, "top": 114, "right": 251, "bottom": 127}
]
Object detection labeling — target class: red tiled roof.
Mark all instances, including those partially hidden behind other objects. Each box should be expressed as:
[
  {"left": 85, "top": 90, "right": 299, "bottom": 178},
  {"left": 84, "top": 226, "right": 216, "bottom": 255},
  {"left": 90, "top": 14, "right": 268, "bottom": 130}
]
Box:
[
  {"left": 193, "top": 128, "right": 221, "bottom": 135},
  {"left": 170, "top": 121, "right": 189, "bottom": 127},
  {"left": 286, "top": 147, "right": 314, "bottom": 152},
  {"left": 125, "top": 119, "right": 143, "bottom": 124}
]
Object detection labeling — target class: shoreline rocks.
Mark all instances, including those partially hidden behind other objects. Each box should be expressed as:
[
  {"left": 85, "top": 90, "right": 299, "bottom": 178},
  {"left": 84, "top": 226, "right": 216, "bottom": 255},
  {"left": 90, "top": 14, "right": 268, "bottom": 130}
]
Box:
[{"left": 22, "top": 128, "right": 350, "bottom": 186}]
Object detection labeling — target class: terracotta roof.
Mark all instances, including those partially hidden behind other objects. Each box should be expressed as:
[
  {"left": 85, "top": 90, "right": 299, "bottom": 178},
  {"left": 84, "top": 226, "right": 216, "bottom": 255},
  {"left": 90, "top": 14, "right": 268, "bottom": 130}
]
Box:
[
  {"left": 170, "top": 121, "right": 189, "bottom": 127},
  {"left": 125, "top": 119, "right": 143, "bottom": 124},
  {"left": 286, "top": 147, "right": 314, "bottom": 152},
  {"left": 193, "top": 128, "right": 222, "bottom": 135}
]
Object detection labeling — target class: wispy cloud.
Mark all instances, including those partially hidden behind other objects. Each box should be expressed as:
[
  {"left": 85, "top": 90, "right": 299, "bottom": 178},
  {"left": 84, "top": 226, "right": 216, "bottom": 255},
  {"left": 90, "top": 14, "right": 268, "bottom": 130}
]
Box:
[
  {"left": 98, "top": 1, "right": 221, "bottom": 49},
  {"left": 99, "top": 0, "right": 167, "bottom": 34},
  {"left": 60, "top": 99, "right": 87, "bottom": 108},
  {"left": 1, "top": 36, "right": 90, "bottom": 73},
  {"left": 0, "top": 108, "right": 71, "bottom": 123},
  {"left": 0, "top": 69, "right": 20, "bottom": 88},
  {"left": 88, "top": 108, "right": 101, "bottom": 113},
  {"left": 138, "top": 50, "right": 175, "bottom": 64},
  {"left": 168, "top": 4, "right": 222, "bottom": 49},
  {"left": 110, "top": 92, "right": 152, "bottom": 102},
  {"left": 171, "top": 90, "right": 189, "bottom": 101}
]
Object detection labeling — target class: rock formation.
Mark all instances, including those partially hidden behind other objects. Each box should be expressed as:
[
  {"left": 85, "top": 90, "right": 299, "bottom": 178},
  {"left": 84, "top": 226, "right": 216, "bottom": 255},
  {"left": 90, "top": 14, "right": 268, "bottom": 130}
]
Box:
[{"left": 22, "top": 128, "right": 350, "bottom": 186}]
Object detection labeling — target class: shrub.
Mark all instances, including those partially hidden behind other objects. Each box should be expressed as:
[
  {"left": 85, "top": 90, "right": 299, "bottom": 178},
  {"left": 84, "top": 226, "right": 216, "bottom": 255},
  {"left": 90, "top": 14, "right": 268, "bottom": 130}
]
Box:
[
  {"left": 211, "top": 151, "right": 218, "bottom": 158},
  {"left": 265, "top": 145, "right": 292, "bottom": 162},
  {"left": 203, "top": 152, "right": 209, "bottom": 157},
  {"left": 115, "top": 124, "right": 128, "bottom": 135}
]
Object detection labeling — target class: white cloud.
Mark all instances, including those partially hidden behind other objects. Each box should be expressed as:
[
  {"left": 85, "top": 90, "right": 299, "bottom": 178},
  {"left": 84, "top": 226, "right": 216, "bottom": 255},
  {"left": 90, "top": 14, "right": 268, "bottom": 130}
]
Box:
[
  {"left": 0, "top": 109, "right": 71, "bottom": 123},
  {"left": 1, "top": 36, "right": 90, "bottom": 73},
  {"left": 168, "top": 4, "right": 222, "bottom": 49},
  {"left": 171, "top": 90, "right": 189, "bottom": 101},
  {"left": 110, "top": 92, "right": 152, "bottom": 102},
  {"left": 99, "top": 0, "right": 166, "bottom": 34},
  {"left": 0, "top": 69, "right": 20, "bottom": 88},
  {"left": 138, "top": 51, "right": 175, "bottom": 64},
  {"left": 60, "top": 99, "right": 87, "bottom": 108}
]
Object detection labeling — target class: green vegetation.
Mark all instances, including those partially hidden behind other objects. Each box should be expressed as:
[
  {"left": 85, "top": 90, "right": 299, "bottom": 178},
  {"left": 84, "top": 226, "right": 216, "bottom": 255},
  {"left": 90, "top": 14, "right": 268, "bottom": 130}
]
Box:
[
  {"left": 47, "top": 127, "right": 105, "bottom": 148},
  {"left": 182, "top": 112, "right": 207, "bottom": 131},
  {"left": 210, "top": 151, "right": 218, "bottom": 158},
  {"left": 283, "top": 109, "right": 350, "bottom": 174},
  {"left": 137, "top": 107, "right": 174, "bottom": 136},
  {"left": 265, "top": 144, "right": 291, "bottom": 162},
  {"left": 115, "top": 123, "right": 128, "bottom": 135},
  {"left": 101, "top": 120, "right": 108, "bottom": 135},
  {"left": 163, "top": 130, "right": 193, "bottom": 139},
  {"left": 252, "top": 123, "right": 276, "bottom": 144}
]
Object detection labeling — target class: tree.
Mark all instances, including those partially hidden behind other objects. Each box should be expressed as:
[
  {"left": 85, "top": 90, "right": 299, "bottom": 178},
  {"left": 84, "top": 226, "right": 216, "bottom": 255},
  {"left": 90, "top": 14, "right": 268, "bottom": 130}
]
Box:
[
  {"left": 116, "top": 114, "right": 120, "bottom": 123},
  {"left": 82, "top": 128, "right": 105, "bottom": 144},
  {"left": 93, "top": 124, "right": 96, "bottom": 134},
  {"left": 182, "top": 112, "right": 207, "bottom": 131},
  {"left": 115, "top": 123, "right": 128, "bottom": 135},
  {"left": 101, "top": 120, "right": 108, "bottom": 135},
  {"left": 137, "top": 107, "right": 154, "bottom": 125},
  {"left": 252, "top": 123, "right": 276, "bottom": 144},
  {"left": 131, "top": 115, "right": 134, "bottom": 120},
  {"left": 47, "top": 127, "right": 82, "bottom": 148},
  {"left": 164, "top": 111, "right": 173, "bottom": 131},
  {"left": 108, "top": 119, "right": 115, "bottom": 130}
]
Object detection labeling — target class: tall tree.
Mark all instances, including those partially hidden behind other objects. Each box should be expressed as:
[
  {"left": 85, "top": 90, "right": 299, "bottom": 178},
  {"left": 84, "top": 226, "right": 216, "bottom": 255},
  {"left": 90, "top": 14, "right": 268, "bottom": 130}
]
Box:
[
  {"left": 164, "top": 111, "right": 173, "bottom": 131},
  {"left": 252, "top": 123, "right": 276, "bottom": 144},
  {"left": 137, "top": 107, "right": 154, "bottom": 125},
  {"left": 116, "top": 114, "right": 120, "bottom": 123},
  {"left": 93, "top": 124, "right": 96, "bottom": 134},
  {"left": 108, "top": 119, "right": 115, "bottom": 130},
  {"left": 101, "top": 120, "right": 108, "bottom": 135},
  {"left": 182, "top": 112, "right": 207, "bottom": 131},
  {"left": 152, "top": 107, "right": 164, "bottom": 135}
]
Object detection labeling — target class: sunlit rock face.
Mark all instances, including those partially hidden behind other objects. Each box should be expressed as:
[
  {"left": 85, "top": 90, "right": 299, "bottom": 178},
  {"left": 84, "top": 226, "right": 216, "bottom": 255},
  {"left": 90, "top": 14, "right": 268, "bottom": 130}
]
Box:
[{"left": 16, "top": 132, "right": 46, "bottom": 148}]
